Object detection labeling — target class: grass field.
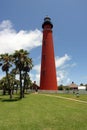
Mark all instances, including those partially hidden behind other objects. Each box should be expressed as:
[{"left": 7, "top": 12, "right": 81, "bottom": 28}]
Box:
[{"left": 0, "top": 93, "right": 87, "bottom": 130}]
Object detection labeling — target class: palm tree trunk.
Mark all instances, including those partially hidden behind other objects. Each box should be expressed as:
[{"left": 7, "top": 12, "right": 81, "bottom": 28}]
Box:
[
  {"left": 20, "top": 70, "right": 23, "bottom": 99},
  {"left": 9, "top": 89, "right": 12, "bottom": 99},
  {"left": 6, "top": 71, "right": 12, "bottom": 99},
  {"left": 23, "top": 72, "right": 27, "bottom": 98},
  {"left": 3, "top": 86, "right": 6, "bottom": 95}
]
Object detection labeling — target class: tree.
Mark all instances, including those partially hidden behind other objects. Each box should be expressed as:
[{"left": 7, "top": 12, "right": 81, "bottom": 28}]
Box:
[
  {"left": 13, "top": 49, "right": 33, "bottom": 99},
  {"left": 80, "top": 83, "right": 84, "bottom": 86},
  {"left": 0, "top": 77, "right": 8, "bottom": 95},
  {"left": 10, "top": 68, "right": 18, "bottom": 94},
  {"left": 0, "top": 53, "right": 13, "bottom": 99},
  {"left": 58, "top": 84, "right": 64, "bottom": 90},
  {"left": 23, "top": 57, "right": 33, "bottom": 97},
  {"left": 85, "top": 84, "right": 87, "bottom": 91}
]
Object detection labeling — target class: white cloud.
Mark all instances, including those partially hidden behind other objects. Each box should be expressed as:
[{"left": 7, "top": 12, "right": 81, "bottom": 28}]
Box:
[
  {"left": 55, "top": 54, "right": 72, "bottom": 85},
  {"left": 30, "top": 64, "right": 40, "bottom": 85},
  {"left": 0, "top": 20, "right": 42, "bottom": 54},
  {"left": 57, "top": 70, "right": 68, "bottom": 85},
  {"left": 55, "top": 54, "right": 71, "bottom": 68},
  {"left": 59, "top": 63, "right": 77, "bottom": 70},
  {"left": 66, "top": 78, "right": 71, "bottom": 84},
  {"left": 0, "top": 20, "right": 13, "bottom": 30},
  {"left": 33, "top": 64, "right": 40, "bottom": 73}
]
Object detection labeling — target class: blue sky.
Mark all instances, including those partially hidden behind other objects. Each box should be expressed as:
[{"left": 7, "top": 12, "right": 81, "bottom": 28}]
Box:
[{"left": 0, "top": 0, "right": 87, "bottom": 85}]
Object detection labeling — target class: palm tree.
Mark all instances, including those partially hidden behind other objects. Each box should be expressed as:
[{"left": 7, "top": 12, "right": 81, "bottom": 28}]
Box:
[
  {"left": 25, "top": 74, "right": 32, "bottom": 92},
  {"left": 10, "top": 68, "right": 18, "bottom": 94},
  {"left": 0, "top": 53, "right": 13, "bottom": 99},
  {"left": 0, "top": 77, "right": 8, "bottom": 95},
  {"left": 23, "top": 57, "right": 33, "bottom": 97},
  {"left": 13, "top": 49, "right": 33, "bottom": 98}
]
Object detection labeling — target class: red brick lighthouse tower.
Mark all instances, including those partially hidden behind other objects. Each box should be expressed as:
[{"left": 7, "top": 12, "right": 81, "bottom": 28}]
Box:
[{"left": 40, "top": 16, "right": 57, "bottom": 90}]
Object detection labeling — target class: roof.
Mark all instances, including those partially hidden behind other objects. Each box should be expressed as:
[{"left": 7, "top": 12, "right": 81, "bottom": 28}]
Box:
[
  {"left": 31, "top": 83, "right": 39, "bottom": 89},
  {"left": 68, "top": 82, "right": 78, "bottom": 88}
]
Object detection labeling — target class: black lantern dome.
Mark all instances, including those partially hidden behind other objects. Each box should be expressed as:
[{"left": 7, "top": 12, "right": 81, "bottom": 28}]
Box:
[{"left": 42, "top": 16, "right": 53, "bottom": 29}]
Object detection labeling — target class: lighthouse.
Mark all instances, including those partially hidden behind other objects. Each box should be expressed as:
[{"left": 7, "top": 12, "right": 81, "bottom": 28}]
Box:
[{"left": 40, "top": 16, "right": 57, "bottom": 90}]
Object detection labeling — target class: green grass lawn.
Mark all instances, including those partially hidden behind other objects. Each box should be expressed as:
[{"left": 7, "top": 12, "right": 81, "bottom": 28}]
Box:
[
  {"left": 0, "top": 93, "right": 87, "bottom": 130},
  {"left": 51, "top": 93, "right": 87, "bottom": 101}
]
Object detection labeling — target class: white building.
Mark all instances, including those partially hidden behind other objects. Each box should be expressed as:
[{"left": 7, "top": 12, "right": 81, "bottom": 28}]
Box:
[{"left": 78, "top": 86, "right": 86, "bottom": 90}]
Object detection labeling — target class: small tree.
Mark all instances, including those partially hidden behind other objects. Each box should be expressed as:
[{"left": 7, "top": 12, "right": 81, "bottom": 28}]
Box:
[
  {"left": 58, "top": 84, "right": 64, "bottom": 90},
  {"left": 85, "top": 84, "right": 87, "bottom": 91},
  {"left": 80, "top": 83, "right": 84, "bottom": 86}
]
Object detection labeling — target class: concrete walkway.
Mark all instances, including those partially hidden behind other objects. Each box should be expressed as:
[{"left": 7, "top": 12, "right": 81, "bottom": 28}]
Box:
[{"left": 39, "top": 94, "right": 87, "bottom": 104}]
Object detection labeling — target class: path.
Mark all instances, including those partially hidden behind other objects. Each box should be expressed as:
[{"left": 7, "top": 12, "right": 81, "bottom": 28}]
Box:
[{"left": 39, "top": 94, "right": 87, "bottom": 104}]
